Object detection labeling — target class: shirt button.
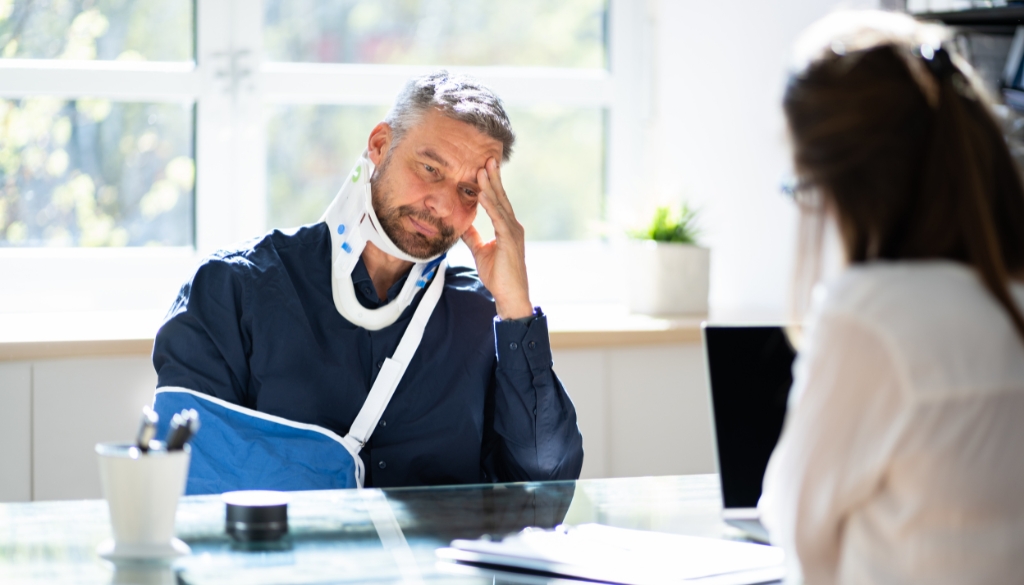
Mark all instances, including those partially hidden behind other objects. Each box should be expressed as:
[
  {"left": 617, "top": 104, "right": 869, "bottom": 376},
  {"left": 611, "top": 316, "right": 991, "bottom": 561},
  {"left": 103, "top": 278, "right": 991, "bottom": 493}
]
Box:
[
  {"left": 363, "top": 286, "right": 374, "bottom": 297},
  {"left": 528, "top": 341, "right": 537, "bottom": 350},
  {"left": 509, "top": 342, "right": 518, "bottom": 350},
  {"left": 378, "top": 461, "right": 387, "bottom": 469},
  {"left": 376, "top": 360, "right": 383, "bottom": 369},
  {"left": 379, "top": 420, "right": 387, "bottom": 428}
]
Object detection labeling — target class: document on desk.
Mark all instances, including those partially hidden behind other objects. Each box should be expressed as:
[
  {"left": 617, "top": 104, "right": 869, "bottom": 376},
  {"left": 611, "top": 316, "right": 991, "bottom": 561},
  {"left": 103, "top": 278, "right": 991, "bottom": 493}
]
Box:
[{"left": 437, "top": 523, "right": 785, "bottom": 585}]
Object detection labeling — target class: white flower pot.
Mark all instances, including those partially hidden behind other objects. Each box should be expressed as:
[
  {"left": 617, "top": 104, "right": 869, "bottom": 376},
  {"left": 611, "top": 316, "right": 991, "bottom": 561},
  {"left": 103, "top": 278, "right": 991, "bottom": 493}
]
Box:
[{"left": 627, "top": 240, "right": 710, "bottom": 315}]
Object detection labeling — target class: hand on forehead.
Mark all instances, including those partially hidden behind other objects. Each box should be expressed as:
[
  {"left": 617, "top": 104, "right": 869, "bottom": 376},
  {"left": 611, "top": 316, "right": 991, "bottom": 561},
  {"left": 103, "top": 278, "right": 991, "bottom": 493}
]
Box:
[{"left": 400, "top": 109, "right": 504, "bottom": 180}]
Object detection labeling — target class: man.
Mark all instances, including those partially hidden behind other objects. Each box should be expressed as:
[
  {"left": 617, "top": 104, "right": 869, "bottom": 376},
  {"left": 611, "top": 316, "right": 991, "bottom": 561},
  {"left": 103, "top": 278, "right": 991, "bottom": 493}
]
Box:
[{"left": 152, "top": 71, "right": 584, "bottom": 489}]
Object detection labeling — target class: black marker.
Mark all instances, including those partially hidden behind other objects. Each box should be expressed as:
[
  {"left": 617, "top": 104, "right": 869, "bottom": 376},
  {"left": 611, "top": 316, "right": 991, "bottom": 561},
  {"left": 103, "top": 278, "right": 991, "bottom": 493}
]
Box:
[{"left": 167, "top": 408, "right": 200, "bottom": 451}]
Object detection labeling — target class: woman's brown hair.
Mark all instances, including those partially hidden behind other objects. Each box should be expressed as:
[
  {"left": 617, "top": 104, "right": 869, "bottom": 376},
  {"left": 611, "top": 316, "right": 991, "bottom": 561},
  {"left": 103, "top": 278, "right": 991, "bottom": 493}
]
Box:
[{"left": 785, "top": 11, "right": 1024, "bottom": 341}]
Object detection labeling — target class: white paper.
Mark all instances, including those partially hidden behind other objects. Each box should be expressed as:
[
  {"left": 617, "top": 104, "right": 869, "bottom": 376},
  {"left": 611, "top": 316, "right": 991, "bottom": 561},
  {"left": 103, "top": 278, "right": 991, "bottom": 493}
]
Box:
[{"left": 441, "top": 523, "right": 785, "bottom": 585}]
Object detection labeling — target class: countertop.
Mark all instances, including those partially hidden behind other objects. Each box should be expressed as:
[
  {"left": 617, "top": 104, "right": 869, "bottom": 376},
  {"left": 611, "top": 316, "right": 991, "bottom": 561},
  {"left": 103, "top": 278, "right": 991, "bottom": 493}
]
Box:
[{"left": 0, "top": 305, "right": 705, "bottom": 361}]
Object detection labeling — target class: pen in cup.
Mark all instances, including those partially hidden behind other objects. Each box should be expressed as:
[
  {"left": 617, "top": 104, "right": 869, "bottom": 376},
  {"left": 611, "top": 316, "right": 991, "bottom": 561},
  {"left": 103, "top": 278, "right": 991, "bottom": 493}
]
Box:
[
  {"left": 166, "top": 409, "right": 200, "bottom": 451},
  {"left": 135, "top": 406, "right": 159, "bottom": 453}
]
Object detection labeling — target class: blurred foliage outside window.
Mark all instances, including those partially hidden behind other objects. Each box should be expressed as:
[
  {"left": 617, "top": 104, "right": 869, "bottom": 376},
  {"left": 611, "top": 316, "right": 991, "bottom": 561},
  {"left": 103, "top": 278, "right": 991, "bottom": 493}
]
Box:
[
  {"left": 0, "top": 0, "right": 192, "bottom": 61},
  {"left": 266, "top": 105, "right": 604, "bottom": 241},
  {"left": 264, "top": 0, "right": 606, "bottom": 68},
  {"left": 0, "top": 1, "right": 195, "bottom": 248},
  {"left": 0, "top": 98, "right": 195, "bottom": 247}
]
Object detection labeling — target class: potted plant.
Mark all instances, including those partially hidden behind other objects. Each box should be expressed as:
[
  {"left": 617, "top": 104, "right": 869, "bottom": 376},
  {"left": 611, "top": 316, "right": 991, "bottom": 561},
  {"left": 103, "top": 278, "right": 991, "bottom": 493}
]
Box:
[{"left": 627, "top": 204, "right": 710, "bottom": 315}]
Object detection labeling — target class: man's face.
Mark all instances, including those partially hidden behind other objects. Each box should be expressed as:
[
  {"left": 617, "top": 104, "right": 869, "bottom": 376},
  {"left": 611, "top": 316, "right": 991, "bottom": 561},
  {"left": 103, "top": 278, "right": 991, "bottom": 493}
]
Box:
[{"left": 368, "top": 109, "right": 503, "bottom": 260}]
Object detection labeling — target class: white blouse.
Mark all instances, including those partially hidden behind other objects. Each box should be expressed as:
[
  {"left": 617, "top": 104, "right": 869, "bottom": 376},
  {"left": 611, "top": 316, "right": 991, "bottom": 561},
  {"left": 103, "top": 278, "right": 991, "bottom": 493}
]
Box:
[{"left": 759, "top": 261, "right": 1024, "bottom": 585}]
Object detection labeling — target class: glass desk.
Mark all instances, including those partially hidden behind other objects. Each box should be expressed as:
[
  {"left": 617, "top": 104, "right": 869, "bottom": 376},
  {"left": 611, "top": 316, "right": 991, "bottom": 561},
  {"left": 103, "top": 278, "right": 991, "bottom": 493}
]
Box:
[{"left": 0, "top": 474, "right": 748, "bottom": 584}]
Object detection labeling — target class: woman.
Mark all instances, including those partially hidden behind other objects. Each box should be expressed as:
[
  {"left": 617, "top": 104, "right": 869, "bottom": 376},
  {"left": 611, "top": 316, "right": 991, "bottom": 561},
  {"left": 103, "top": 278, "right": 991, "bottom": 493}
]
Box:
[{"left": 759, "top": 11, "right": 1024, "bottom": 585}]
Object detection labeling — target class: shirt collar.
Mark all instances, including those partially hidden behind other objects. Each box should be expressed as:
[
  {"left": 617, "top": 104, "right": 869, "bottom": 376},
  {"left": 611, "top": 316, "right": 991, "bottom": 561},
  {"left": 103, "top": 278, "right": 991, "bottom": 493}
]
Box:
[{"left": 351, "top": 256, "right": 411, "bottom": 309}]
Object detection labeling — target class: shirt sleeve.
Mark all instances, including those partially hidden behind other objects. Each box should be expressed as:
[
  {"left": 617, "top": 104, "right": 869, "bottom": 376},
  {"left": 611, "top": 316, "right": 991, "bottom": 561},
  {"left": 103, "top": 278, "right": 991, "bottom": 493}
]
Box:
[
  {"left": 483, "top": 308, "right": 585, "bottom": 482},
  {"left": 758, "top": 311, "right": 910, "bottom": 585},
  {"left": 152, "top": 257, "right": 254, "bottom": 407}
]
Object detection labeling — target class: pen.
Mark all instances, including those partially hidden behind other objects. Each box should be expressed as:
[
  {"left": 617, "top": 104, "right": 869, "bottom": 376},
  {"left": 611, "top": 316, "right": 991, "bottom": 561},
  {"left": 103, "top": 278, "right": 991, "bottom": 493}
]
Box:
[
  {"left": 167, "top": 409, "right": 200, "bottom": 451},
  {"left": 135, "top": 406, "right": 159, "bottom": 453}
]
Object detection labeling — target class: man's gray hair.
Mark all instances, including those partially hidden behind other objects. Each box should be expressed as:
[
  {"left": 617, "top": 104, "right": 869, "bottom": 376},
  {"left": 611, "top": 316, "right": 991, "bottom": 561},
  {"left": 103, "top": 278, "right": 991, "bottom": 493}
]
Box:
[{"left": 384, "top": 70, "right": 516, "bottom": 161}]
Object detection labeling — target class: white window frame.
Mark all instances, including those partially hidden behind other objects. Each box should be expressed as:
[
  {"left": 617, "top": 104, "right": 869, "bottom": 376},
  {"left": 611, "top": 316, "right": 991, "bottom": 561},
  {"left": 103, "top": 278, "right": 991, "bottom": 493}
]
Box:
[{"left": 0, "top": 0, "right": 650, "bottom": 314}]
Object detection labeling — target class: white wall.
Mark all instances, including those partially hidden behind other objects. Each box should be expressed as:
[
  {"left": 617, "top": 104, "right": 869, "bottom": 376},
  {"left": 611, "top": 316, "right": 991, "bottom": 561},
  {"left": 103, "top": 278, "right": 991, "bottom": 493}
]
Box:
[{"left": 645, "top": 0, "right": 879, "bottom": 321}]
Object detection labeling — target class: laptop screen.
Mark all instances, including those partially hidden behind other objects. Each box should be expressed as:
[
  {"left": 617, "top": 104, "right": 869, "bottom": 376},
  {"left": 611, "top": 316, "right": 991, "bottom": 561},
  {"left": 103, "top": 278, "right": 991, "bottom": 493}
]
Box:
[{"left": 703, "top": 325, "right": 796, "bottom": 509}]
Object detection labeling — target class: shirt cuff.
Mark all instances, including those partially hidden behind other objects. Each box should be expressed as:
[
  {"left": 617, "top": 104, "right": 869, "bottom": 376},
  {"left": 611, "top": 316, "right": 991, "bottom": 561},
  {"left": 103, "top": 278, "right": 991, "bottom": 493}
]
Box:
[{"left": 494, "top": 307, "right": 553, "bottom": 372}]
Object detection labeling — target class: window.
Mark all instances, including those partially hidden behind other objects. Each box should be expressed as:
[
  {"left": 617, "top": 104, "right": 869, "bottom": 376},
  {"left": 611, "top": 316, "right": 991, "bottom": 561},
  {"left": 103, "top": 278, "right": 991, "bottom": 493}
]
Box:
[
  {"left": 0, "top": 0, "right": 648, "bottom": 313},
  {"left": 1, "top": 1, "right": 195, "bottom": 249}
]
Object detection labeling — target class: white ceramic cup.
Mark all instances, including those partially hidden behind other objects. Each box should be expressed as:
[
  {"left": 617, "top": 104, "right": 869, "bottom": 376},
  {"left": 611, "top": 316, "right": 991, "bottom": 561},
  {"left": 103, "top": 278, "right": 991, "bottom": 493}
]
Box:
[{"left": 95, "top": 443, "right": 191, "bottom": 561}]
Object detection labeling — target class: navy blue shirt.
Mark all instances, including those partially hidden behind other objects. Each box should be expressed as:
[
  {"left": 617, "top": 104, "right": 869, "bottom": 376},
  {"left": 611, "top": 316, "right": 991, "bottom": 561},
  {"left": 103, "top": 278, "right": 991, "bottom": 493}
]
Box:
[{"left": 152, "top": 223, "right": 584, "bottom": 487}]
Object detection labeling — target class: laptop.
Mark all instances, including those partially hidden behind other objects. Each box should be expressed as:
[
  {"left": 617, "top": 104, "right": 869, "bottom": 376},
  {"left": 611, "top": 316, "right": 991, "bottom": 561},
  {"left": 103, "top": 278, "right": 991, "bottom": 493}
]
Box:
[{"left": 702, "top": 325, "right": 797, "bottom": 544}]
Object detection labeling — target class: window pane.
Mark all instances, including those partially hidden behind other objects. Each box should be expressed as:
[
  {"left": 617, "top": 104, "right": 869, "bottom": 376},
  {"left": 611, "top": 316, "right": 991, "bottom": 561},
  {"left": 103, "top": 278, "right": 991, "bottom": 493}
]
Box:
[
  {"left": 266, "top": 104, "right": 388, "bottom": 229},
  {"left": 265, "top": 105, "right": 604, "bottom": 241},
  {"left": 498, "top": 106, "right": 604, "bottom": 241},
  {"left": 0, "top": 0, "right": 193, "bottom": 61},
  {"left": 0, "top": 98, "right": 195, "bottom": 247},
  {"left": 263, "top": 0, "right": 606, "bottom": 68}
]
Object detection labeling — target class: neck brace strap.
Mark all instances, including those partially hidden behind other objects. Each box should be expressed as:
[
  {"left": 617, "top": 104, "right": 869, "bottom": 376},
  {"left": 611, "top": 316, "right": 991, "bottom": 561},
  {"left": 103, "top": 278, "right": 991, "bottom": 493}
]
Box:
[{"left": 320, "top": 153, "right": 446, "bottom": 331}]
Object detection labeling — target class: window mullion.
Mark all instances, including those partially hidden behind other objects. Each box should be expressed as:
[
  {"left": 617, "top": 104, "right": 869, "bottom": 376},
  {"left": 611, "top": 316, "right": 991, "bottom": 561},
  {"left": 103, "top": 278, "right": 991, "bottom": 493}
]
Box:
[
  {"left": 607, "top": 0, "right": 653, "bottom": 231},
  {"left": 194, "top": 0, "right": 266, "bottom": 256},
  {"left": 0, "top": 61, "right": 198, "bottom": 101}
]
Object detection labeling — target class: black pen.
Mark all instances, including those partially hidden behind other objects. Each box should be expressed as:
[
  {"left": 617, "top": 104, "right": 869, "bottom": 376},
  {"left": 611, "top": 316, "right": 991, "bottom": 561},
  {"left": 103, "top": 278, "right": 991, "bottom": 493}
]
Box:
[
  {"left": 167, "top": 409, "right": 200, "bottom": 451},
  {"left": 135, "top": 405, "right": 159, "bottom": 453}
]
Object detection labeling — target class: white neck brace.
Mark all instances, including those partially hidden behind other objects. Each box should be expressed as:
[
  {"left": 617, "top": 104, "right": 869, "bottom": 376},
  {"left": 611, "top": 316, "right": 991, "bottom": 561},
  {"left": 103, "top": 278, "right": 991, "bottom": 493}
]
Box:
[{"left": 320, "top": 153, "right": 446, "bottom": 331}]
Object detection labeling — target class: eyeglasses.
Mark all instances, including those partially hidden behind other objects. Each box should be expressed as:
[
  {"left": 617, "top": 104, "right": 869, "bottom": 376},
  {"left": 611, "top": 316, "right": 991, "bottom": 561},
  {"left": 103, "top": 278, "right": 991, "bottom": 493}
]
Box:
[{"left": 780, "top": 176, "right": 823, "bottom": 210}]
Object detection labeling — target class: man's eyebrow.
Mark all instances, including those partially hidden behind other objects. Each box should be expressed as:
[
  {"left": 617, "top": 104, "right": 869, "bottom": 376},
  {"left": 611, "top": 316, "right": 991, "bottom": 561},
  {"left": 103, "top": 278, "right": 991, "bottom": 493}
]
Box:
[{"left": 418, "top": 148, "right": 450, "bottom": 169}]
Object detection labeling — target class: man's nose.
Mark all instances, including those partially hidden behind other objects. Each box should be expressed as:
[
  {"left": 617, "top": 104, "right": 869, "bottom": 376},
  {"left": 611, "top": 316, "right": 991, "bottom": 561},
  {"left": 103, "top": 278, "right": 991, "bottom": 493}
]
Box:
[{"left": 424, "top": 186, "right": 457, "bottom": 218}]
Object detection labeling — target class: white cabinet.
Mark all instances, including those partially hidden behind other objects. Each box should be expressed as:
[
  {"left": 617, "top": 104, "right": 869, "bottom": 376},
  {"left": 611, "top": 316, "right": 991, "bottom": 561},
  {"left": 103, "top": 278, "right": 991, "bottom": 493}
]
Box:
[
  {"left": 0, "top": 363, "right": 31, "bottom": 502},
  {"left": 32, "top": 357, "right": 156, "bottom": 501},
  {"left": 607, "top": 345, "right": 715, "bottom": 477},
  {"left": 552, "top": 344, "right": 715, "bottom": 481}
]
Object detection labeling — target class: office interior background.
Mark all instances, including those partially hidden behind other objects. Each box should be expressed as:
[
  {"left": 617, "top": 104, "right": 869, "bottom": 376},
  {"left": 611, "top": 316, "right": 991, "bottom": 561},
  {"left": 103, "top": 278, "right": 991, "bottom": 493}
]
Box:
[{"left": 0, "top": 0, "right": 973, "bottom": 502}]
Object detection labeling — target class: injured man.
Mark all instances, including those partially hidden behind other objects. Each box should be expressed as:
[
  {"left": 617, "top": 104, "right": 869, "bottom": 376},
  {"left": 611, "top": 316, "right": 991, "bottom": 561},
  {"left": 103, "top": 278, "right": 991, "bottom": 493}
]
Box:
[{"left": 151, "top": 71, "right": 584, "bottom": 494}]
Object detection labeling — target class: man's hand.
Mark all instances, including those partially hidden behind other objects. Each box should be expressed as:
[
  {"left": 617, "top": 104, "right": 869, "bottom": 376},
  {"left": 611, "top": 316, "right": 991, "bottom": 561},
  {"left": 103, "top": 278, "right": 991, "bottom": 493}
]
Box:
[{"left": 462, "top": 158, "right": 534, "bottom": 320}]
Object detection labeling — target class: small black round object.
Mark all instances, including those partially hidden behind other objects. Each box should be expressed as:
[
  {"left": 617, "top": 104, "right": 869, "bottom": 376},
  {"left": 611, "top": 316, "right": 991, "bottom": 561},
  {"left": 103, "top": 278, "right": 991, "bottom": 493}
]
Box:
[{"left": 223, "top": 490, "right": 289, "bottom": 542}]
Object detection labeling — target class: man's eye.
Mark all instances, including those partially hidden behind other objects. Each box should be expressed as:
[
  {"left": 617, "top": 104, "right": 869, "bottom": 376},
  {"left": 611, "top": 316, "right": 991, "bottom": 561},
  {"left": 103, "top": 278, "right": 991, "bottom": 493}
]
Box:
[
  {"left": 463, "top": 188, "right": 477, "bottom": 197},
  {"left": 424, "top": 164, "right": 436, "bottom": 174}
]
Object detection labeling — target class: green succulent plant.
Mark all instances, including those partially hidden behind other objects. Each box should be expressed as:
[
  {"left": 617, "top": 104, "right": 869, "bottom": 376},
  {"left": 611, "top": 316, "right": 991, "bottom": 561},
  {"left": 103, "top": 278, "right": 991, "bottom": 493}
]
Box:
[{"left": 630, "top": 204, "right": 701, "bottom": 245}]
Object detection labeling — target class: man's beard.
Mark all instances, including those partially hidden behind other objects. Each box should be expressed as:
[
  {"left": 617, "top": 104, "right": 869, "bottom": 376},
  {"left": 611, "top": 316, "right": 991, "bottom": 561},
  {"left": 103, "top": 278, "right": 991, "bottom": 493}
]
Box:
[{"left": 369, "top": 153, "right": 458, "bottom": 260}]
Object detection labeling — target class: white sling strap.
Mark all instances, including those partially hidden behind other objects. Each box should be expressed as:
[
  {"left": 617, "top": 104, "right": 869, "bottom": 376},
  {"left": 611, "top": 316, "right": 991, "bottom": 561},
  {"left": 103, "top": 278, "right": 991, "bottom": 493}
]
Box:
[{"left": 341, "top": 259, "right": 448, "bottom": 461}]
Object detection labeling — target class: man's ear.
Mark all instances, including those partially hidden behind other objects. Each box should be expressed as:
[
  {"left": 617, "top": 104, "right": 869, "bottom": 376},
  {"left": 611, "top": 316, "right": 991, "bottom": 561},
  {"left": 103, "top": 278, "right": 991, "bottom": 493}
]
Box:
[{"left": 367, "top": 122, "right": 392, "bottom": 166}]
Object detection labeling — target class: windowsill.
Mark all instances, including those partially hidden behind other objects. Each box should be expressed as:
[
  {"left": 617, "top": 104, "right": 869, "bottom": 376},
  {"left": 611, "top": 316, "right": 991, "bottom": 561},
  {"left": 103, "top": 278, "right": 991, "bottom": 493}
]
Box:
[{"left": 0, "top": 305, "right": 705, "bottom": 362}]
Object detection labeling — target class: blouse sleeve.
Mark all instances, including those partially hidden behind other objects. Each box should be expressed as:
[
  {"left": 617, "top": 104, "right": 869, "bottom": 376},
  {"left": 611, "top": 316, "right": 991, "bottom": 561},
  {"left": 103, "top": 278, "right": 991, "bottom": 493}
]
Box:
[{"left": 758, "top": 311, "right": 911, "bottom": 585}]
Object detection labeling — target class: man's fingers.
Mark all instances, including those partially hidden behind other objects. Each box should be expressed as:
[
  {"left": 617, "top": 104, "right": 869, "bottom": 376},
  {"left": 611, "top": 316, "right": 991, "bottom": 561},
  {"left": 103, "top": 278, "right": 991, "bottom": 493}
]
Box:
[
  {"left": 478, "top": 166, "right": 519, "bottom": 228},
  {"left": 476, "top": 168, "right": 509, "bottom": 227},
  {"left": 484, "top": 159, "right": 514, "bottom": 214}
]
